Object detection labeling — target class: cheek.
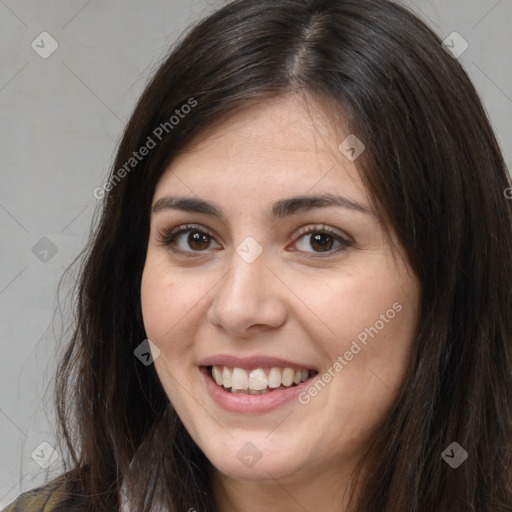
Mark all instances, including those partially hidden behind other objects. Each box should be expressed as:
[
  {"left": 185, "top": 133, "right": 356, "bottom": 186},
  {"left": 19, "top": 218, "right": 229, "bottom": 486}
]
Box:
[
  {"left": 299, "top": 274, "right": 417, "bottom": 444},
  {"left": 140, "top": 262, "right": 194, "bottom": 409},
  {"left": 292, "top": 258, "right": 419, "bottom": 402},
  {"left": 140, "top": 258, "right": 215, "bottom": 380},
  {"left": 140, "top": 266, "right": 169, "bottom": 339},
  {"left": 140, "top": 259, "right": 198, "bottom": 341},
  {"left": 299, "top": 268, "right": 415, "bottom": 348},
  {"left": 140, "top": 263, "right": 186, "bottom": 363}
]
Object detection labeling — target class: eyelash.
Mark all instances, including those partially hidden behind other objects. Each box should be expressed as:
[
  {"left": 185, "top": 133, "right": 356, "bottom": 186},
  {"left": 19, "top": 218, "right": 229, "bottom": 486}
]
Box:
[{"left": 155, "top": 223, "right": 352, "bottom": 259}]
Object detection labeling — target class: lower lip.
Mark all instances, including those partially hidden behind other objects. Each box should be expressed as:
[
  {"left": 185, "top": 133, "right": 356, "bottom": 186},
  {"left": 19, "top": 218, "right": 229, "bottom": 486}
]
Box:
[{"left": 200, "top": 366, "right": 315, "bottom": 413}]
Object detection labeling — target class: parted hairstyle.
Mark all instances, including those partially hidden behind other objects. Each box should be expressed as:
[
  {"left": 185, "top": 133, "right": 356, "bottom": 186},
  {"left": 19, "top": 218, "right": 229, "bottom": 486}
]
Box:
[{"left": 42, "top": 0, "right": 512, "bottom": 511}]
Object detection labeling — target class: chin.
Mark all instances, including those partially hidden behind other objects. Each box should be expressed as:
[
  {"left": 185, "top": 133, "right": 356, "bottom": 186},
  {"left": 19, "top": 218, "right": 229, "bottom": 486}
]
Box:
[{"left": 198, "top": 434, "right": 307, "bottom": 482}]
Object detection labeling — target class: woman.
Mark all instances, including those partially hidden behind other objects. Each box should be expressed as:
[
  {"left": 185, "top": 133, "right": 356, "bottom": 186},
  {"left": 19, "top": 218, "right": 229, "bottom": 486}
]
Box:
[{"left": 4, "top": 0, "right": 512, "bottom": 510}]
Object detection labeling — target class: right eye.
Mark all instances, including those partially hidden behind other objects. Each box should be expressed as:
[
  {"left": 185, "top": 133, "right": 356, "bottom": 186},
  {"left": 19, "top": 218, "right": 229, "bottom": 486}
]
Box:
[{"left": 156, "top": 224, "right": 222, "bottom": 258}]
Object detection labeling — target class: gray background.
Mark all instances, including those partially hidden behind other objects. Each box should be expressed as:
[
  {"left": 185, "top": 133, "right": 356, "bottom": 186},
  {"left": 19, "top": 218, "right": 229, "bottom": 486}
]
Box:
[{"left": 0, "top": 0, "right": 511, "bottom": 507}]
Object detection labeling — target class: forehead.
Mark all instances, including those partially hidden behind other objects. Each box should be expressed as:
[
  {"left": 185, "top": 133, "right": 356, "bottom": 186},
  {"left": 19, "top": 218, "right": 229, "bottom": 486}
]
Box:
[{"left": 154, "top": 94, "right": 368, "bottom": 205}]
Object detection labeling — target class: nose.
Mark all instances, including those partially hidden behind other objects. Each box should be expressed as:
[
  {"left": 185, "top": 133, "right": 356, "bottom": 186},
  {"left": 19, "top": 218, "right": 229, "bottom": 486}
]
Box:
[{"left": 206, "top": 248, "right": 288, "bottom": 337}]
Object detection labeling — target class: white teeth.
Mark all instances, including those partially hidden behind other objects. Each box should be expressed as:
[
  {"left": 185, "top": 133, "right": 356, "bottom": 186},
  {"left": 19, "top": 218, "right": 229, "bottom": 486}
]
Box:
[
  {"left": 249, "top": 368, "right": 267, "bottom": 390},
  {"left": 231, "top": 368, "right": 249, "bottom": 390},
  {"left": 210, "top": 365, "right": 312, "bottom": 393},
  {"left": 267, "top": 367, "right": 282, "bottom": 388},
  {"left": 222, "top": 366, "right": 232, "bottom": 388},
  {"left": 281, "top": 368, "right": 295, "bottom": 386},
  {"left": 212, "top": 366, "right": 223, "bottom": 385}
]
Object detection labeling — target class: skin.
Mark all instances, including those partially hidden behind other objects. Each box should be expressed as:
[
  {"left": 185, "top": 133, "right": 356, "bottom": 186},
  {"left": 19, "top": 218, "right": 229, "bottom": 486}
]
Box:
[{"left": 140, "top": 94, "right": 420, "bottom": 512}]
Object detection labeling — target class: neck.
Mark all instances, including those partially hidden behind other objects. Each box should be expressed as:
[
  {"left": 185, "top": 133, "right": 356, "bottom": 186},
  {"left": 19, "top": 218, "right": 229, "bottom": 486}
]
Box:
[{"left": 213, "top": 463, "right": 359, "bottom": 512}]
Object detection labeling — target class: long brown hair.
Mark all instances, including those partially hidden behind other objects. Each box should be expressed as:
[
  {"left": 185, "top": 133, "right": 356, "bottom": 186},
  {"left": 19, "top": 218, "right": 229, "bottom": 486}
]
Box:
[{"left": 51, "top": 0, "right": 512, "bottom": 510}]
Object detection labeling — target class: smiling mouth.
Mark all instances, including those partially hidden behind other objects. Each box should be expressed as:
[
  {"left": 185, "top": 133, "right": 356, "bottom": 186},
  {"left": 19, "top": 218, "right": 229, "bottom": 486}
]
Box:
[{"left": 206, "top": 365, "right": 318, "bottom": 394}]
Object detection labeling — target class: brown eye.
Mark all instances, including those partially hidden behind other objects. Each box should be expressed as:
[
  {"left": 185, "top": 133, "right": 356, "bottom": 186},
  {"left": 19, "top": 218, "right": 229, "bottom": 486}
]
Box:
[
  {"left": 156, "top": 224, "right": 221, "bottom": 258},
  {"left": 187, "top": 231, "right": 211, "bottom": 251},
  {"left": 291, "top": 225, "right": 352, "bottom": 258},
  {"left": 309, "top": 233, "right": 336, "bottom": 252}
]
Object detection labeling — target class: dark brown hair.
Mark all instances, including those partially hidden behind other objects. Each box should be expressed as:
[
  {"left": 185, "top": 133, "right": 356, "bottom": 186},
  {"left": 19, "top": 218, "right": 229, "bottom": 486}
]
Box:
[{"left": 49, "top": 0, "right": 512, "bottom": 510}]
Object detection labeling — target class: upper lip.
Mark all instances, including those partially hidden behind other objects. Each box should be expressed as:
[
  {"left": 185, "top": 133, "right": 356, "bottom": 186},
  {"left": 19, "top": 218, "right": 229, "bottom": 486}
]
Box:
[{"left": 198, "top": 354, "right": 318, "bottom": 371}]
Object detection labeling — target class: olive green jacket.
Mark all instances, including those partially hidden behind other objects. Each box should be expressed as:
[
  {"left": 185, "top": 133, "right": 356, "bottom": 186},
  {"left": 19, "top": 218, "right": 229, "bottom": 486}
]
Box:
[{"left": 1, "top": 481, "right": 87, "bottom": 512}]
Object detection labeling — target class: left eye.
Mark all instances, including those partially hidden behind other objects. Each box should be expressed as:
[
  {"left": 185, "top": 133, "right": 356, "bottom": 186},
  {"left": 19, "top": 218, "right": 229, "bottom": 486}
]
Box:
[
  {"left": 293, "top": 230, "right": 350, "bottom": 254},
  {"left": 288, "top": 224, "right": 352, "bottom": 257},
  {"left": 156, "top": 224, "right": 352, "bottom": 258}
]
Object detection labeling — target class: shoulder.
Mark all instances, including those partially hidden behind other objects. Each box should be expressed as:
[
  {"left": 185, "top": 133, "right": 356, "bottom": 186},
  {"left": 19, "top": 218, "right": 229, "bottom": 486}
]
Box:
[{"left": 1, "top": 477, "right": 89, "bottom": 512}]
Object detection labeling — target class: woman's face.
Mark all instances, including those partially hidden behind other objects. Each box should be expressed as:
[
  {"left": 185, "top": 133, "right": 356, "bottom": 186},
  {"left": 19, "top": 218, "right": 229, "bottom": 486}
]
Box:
[{"left": 141, "top": 95, "right": 420, "bottom": 489}]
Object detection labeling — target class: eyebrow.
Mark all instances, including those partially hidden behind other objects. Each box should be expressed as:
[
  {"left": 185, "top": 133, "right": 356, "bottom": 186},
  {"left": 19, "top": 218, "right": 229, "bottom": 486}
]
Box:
[{"left": 152, "top": 194, "right": 373, "bottom": 220}]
